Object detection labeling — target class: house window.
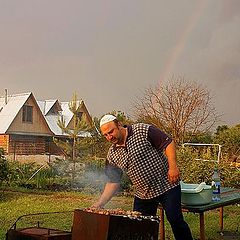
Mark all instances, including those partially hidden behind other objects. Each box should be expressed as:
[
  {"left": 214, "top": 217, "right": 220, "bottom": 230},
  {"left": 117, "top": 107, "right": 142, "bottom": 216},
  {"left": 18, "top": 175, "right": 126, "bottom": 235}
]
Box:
[
  {"left": 22, "top": 105, "right": 33, "bottom": 123},
  {"left": 76, "top": 112, "right": 83, "bottom": 119}
]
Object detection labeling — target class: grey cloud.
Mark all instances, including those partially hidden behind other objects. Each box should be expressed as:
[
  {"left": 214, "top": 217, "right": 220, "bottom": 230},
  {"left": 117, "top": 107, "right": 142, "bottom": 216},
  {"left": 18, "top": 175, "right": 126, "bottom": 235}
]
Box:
[{"left": 0, "top": 0, "right": 239, "bottom": 126}]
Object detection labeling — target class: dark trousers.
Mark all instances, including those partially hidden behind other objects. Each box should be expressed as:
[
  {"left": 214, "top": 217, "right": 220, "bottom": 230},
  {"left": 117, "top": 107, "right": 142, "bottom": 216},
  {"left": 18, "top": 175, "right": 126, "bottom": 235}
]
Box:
[{"left": 133, "top": 185, "right": 193, "bottom": 240}]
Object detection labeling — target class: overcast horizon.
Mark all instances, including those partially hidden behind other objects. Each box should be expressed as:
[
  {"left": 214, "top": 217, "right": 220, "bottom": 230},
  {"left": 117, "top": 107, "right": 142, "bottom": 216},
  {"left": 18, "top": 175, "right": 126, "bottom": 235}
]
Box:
[{"left": 0, "top": 0, "right": 239, "bottom": 126}]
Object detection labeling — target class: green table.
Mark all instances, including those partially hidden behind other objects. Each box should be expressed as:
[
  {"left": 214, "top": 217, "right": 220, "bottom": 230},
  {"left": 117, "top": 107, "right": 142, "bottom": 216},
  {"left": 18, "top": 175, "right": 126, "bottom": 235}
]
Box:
[{"left": 158, "top": 188, "right": 240, "bottom": 240}]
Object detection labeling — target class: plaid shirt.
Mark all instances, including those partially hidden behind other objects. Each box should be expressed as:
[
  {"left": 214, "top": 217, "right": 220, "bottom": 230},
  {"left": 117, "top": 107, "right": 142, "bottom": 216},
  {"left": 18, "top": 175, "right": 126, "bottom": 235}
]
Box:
[{"left": 105, "top": 123, "right": 179, "bottom": 199}]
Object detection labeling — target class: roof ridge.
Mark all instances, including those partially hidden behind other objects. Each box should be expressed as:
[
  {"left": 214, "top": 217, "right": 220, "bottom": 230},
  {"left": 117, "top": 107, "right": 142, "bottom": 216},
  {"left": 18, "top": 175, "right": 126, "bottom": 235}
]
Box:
[
  {"left": 0, "top": 92, "right": 32, "bottom": 98},
  {"left": 45, "top": 99, "right": 58, "bottom": 102},
  {"left": 61, "top": 99, "right": 83, "bottom": 103}
]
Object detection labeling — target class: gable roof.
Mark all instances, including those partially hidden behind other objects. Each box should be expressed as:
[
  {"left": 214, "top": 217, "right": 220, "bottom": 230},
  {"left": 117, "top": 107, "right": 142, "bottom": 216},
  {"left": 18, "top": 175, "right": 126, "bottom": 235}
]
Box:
[
  {"left": 37, "top": 99, "right": 92, "bottom": 137},
  {"left": 0, "top": 92, "right": 32, "bottom": 133},
  {"left": 37, "top": 100, "right": 73, "bottom": 136},
  {"left": 38, "top": 99, "right": 62, "bottom": 115},
  {"left": 0, "top": 91, "right": 92, "bottom": 137},
  {"left": 0, "top": 92, "right": 53, "bottom": 135}
]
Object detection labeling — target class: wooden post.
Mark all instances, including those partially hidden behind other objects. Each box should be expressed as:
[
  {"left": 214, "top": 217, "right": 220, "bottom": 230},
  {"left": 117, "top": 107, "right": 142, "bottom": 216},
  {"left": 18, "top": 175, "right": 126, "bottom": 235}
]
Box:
[{"left": 14, "top": 141, "right": 16, "bottom": 161}]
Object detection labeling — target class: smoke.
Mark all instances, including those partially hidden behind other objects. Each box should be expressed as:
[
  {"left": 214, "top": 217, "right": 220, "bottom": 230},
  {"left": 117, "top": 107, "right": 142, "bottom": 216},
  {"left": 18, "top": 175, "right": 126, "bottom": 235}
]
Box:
[
  {"left": 76, "top": 169, "right": 107, "bottom": 193},
  {"left": 50, "top": 159, "right": 107, "bottom": 193}
]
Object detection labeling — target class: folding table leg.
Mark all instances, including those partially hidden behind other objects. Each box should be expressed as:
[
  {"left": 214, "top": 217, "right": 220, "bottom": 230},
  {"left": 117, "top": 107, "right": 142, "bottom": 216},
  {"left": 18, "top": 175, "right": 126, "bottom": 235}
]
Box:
[
  {"left": 199, "top": 212, "right": 205, "bottom": 240},
  {"left": 220, "top": 207, "right": 223, "bottom": 232}
]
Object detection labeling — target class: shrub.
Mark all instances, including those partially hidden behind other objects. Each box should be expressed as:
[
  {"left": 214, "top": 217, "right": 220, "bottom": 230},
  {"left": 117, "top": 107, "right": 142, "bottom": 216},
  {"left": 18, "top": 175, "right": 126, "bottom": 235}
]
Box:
[
  {"left": 0, "top": 148, "right": 9, "bottom": 187},
  {"left": 177, "top": 147, "right": 240, "bottom": 188}
]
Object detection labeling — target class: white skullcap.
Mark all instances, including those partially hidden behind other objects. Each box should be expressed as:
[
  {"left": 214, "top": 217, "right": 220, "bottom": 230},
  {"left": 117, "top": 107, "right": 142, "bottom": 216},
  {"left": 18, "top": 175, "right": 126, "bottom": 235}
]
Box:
[{"left": 100, "top": 114, "right": 117, "bottom": 127}]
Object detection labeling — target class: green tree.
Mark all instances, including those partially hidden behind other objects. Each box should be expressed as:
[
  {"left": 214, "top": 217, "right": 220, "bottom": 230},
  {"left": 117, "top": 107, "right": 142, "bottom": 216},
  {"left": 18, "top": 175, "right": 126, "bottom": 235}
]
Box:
[
  {"left": 112, "top": 111, "right": 134, "bottom": 125},
  {"left": 89, "top": 116, "right": 110, "bottom": 158},
  {"left": 0, "top": 148, "right": 8, "bottom": 188},
  {"left": 215, "top": 125, "right": 228, "bottom": 135},
  {"left": 213, "top": 124, "right": 240, "bottom": 160},
  {"left": 100, "top": 110, "right": 134, "bottom": 126},
  {"left": 186, "top": 131, "right": 213, "bottom": 144},
  {"left": 54, "top": 92, "right": 93, "bottom": 186}
]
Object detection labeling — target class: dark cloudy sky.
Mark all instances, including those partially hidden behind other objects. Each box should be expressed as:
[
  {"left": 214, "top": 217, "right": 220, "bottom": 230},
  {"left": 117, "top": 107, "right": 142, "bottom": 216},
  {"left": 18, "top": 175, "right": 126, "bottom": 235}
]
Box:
[{"left": 0, "top": 0, "right": 239, "bottom": 126}]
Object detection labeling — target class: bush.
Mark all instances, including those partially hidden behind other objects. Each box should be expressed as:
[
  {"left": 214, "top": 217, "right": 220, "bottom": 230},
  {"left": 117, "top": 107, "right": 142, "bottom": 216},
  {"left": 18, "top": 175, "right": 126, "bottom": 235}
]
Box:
[
  {"left": 219, "top": 162, "right": 240, "bottom": 188},
  {"left": 177, "top": 147, "right": 240, "bottom": 188},
  {"left": 7, "top": 161, "right": 38, "bottom": 187},
  {"left": 0, "top": 148, "right": 9, "bottom": 187}
]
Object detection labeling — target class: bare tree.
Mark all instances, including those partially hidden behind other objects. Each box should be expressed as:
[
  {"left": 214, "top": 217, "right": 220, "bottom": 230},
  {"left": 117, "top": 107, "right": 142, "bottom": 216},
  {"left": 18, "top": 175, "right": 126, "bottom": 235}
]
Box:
[{"left": 132, "top": 76, "right": 219, "bottom": 144}]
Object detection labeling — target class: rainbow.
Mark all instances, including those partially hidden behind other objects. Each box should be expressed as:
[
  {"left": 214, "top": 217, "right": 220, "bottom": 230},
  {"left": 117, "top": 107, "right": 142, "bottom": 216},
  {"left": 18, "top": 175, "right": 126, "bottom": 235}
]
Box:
[{"left": 159, "top": 0, "right": 209, "bottom": 84}]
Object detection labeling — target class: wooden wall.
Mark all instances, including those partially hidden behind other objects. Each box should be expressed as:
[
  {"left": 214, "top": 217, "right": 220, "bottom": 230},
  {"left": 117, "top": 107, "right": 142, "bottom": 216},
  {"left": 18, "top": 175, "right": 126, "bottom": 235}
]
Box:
[
  {"left": 7, "top": 96, "right": 52, "bottom": 135},
  {"left": 0, "top": 134, "right": 63, "bottom": 156},
  {"left": 9, "top": 135, "right": 46, "bottom": 155},
  {"left": 0, "top": 134, "right": 9, "bottom": 153}
]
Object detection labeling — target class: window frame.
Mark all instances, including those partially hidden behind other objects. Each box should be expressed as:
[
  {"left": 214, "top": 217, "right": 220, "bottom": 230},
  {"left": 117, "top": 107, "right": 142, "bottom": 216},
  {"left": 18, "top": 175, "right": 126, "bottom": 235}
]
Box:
[{"left": 22, "top": 105, "right": 33, "bottom": 123}]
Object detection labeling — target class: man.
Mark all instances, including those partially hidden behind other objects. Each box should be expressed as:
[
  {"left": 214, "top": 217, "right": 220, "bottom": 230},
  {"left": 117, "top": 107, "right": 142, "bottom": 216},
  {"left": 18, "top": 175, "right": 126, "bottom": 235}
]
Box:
[{"left": 92, "top": 114, "right": 193, "bottom": 240}]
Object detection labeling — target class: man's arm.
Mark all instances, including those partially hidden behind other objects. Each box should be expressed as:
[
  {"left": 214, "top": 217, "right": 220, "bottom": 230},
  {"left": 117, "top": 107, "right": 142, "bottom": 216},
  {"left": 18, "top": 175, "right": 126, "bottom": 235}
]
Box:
[
  {"left": 91, "top": 182, "right": 120, "bottom": 208},
  {"left": 165, "top": 141, "right": 180, "bottom": 183}
]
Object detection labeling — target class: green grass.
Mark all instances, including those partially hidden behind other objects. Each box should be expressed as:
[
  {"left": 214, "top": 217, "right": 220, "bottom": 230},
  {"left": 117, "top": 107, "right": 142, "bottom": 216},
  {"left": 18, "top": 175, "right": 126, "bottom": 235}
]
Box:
[{"left": 0, "top": 188, "right": 239, "bottom": 240}]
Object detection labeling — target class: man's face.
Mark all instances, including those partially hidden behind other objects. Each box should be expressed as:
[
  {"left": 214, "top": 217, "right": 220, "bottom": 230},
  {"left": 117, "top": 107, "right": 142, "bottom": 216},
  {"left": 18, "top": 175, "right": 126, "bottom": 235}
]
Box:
[{"left": 101, "top": 121, "right": 121, "bottom": 144}]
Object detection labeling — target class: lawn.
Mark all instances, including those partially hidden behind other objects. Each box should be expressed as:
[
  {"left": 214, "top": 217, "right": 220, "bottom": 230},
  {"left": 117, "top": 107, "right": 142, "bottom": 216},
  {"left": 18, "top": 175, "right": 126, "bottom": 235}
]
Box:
[{"left": 0, "top": 189, "right": 239, "bottom": 240}]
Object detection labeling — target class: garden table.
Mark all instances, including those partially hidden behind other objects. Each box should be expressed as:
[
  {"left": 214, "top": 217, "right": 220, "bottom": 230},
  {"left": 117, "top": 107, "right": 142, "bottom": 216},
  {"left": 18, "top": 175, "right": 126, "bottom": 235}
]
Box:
[{"left": 158, "top": 187, "right": 240, "bottom": 240}]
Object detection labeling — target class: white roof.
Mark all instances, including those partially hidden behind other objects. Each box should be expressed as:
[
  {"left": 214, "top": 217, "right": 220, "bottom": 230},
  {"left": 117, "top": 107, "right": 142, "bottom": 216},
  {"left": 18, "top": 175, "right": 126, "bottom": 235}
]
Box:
[
  {"left": 60, "top": 102, "right": 73, "bottom": 126},
  {"left": 37, "top": 99, "right": 90, "bottom": 137},
  {"left": 37, "top": 100, "right": 73, "bottom": 136},
  {"left": 45, "top": 114, "right": 63, "bottom": 136},
  {"left": 0, "top": 92, "right": 32, "bottom": 133},
  {"left": 0, "top": 92, "right": 91, "bottom": 137},
  {"left": 37, "top": 99, "right": 61, "bottom": 115}
]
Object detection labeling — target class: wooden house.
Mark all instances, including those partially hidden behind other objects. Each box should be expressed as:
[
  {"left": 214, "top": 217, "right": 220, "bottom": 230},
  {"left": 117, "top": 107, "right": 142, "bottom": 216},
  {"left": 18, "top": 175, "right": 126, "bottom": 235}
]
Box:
[{"left": 0, "top": 91, "right": 93, "bottom": 161}]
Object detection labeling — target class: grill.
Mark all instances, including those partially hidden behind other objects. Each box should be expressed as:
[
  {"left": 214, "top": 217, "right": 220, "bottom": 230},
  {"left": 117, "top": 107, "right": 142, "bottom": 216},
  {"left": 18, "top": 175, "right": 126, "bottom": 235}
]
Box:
[
  {"left": 6, "top": 227, "right": 72, "bottom": 240},
  {"left": 5, "top": 211, "right": 72, "bottom": 240},
  {"left": 72, "top": 209, "right": 159, "bottom": 240}
]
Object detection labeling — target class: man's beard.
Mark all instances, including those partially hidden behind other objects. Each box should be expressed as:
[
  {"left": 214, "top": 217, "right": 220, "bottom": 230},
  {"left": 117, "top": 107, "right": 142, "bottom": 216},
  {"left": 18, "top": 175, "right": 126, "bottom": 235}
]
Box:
[{"left": 110, "top": 137, "right": 119, "bottom": 144}]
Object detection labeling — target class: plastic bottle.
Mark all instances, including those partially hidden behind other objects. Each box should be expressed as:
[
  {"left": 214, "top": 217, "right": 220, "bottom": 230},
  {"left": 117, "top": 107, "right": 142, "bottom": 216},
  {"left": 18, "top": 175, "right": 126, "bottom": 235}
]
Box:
[{"left": 211, "top": 166, "right": 221, "bottom": 201}]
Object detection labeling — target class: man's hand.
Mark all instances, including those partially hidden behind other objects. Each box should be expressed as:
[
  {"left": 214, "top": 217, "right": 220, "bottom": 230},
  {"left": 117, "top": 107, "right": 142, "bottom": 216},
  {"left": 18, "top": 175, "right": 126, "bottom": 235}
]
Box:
[
  {"left": 168, "top": 166, "right": 180, "bottom": 183},
  {"left": 91, "top": 182, "right": 120, "bottom": 209},
  {"left": 165, "top": 141, "right": 180, "bottom": 183},
  {"left": 91, "top": 202, "right": 104, "bottom": 209}
]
